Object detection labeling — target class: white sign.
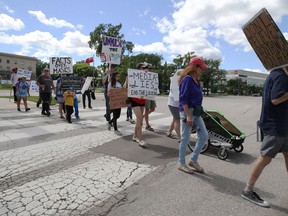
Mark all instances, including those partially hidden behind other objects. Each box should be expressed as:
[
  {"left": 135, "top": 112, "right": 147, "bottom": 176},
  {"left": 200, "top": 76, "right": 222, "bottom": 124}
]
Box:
[
  {"left": 30, "top": 81, "right": 39, "bottom": 92},
  {"left": 101, "top": 36, "right": 123, "bottom": 65},
  {"left": 49, "top": 57, "right": 73, "bottom": 74},
  {"left": 169, "top": 75, "right": 179, "bottom": 101},
  {"left": 127, "top": 69, "right": 159, "bottom": 100},
  {"left": 81, "top": 77, "right": 93, "bottom": 94},
  {"left": 17, "top": 68, "right": 32, "bottom": 80}
]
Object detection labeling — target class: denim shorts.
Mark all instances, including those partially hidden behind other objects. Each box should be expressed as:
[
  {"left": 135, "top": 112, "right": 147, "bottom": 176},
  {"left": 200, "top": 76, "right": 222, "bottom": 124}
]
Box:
[
  {"left": 168, "top": 105, "right": 180, "bottom": 119},
  {"left": 260, "top": 135, "right": 288, "bottom": 158}
]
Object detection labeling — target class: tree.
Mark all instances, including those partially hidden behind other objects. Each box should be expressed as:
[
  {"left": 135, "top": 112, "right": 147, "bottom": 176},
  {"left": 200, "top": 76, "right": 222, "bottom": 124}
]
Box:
[
  {"left": 36, "top": 60, "right": 49, "bottom": 77},
  {"left": 173, "top": 52, "right": 195, "bottom": 68},
  {"left": 88, "top": 23, "right": 134, "bottom": 57}
]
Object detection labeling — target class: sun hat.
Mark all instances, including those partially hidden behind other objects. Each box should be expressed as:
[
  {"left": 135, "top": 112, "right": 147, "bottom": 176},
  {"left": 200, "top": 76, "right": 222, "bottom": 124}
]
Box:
[{"left": 189, "top": 57, "right": 208, "bottom": 69}]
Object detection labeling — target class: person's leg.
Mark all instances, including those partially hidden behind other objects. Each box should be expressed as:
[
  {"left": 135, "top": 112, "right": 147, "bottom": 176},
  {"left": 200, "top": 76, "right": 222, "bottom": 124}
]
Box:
[
  {"left": 244, "top": 155, "right": 272, "bottom": 192},
  {"left": 174, "top": 118, "right": 181, "bottom": 139},
  {"left": 283, "top": 152, "right": 288, "bottom": 172},
  {"left": 74, "top": 97, "right": 79, "bottom": 118},
  {"left": 23, "top": 97, "right": 29, "bottom": 111},
  {"left": 37, "top": 92, "right": 42, "bottom": 107},
  {"left": 58, "top": 103, "right": 64, "bottom": 117},
  {"left": 179, "top": 110, "right": 192, "bottom": 165},
  {"left": 87, "top": 91, "right": 92, "bottom": 108},
  {"left": 13, "top": 86, "right": 17, "bottom": 102},
  {"left": 191, "top": 116, "right": 209, "bottom": 163},
  {"left": 16, "top": 96, "right": 21, "bottom": 111},
  {"left": 133, "top": 106, "right": 144, "bottom": 141},
  {"left": 167, "top": 119, "right": 174, "bottom": 135},
  {"left": 82, "top": 94, "right": 86, "bottom": 109},
  {"left": 104, "top": 93, "right": 111, "bottom": 121}
]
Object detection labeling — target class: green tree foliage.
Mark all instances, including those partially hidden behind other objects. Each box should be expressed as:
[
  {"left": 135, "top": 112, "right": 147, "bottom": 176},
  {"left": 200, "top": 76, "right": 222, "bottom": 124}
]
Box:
[
  {"left": 73, "top": 63, "right": 98, "bottom": 78},
  {"left": 36, "top": 60, "right": 49, "bottom": 77},
  {"left": 173, "top": 52, "right": 195, "bottom": 68},
  {"left": 88, "top": 23, "right": 134, "bottom": 57},
  {"left": 226, "top": 78, "right": 247, "bottom": 95}
]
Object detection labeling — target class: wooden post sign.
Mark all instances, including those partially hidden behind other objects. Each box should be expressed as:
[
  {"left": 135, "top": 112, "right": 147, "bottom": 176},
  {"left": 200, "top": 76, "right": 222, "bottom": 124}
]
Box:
[
  {"left": 242, "top": 8, "right": 288, "bottom": 71},
  {"left": 109, "top": 88, "right": 129, "bottom": 110}
]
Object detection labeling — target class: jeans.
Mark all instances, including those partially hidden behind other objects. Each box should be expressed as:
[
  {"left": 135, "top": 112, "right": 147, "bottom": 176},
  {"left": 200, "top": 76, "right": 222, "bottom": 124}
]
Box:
[
  {"left": 126, "top": 106, "right": 133, "bottom": 119},
  {"left": 82, "top": 90, "right": 91, "bottom": 108},
  {"left": 179, "top": 108, "right": 208, "bottom": 165},
  {"left": 74, "top": 97, "right": 79, "bottom": 117},
  {"left": 104, "top": 92, "right": 111, "bottom": 121}
]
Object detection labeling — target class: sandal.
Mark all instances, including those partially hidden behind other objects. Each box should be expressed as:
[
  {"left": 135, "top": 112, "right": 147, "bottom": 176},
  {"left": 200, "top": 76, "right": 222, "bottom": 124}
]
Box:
[
  {"left": 129, "top": 119, "right": 135, "bottom": 124},
  {"left": 146, "top": 125, "right": 154, "bottom": 131},
  {"left": 166, "top": 133, "right": 177, "bottom": 139}
]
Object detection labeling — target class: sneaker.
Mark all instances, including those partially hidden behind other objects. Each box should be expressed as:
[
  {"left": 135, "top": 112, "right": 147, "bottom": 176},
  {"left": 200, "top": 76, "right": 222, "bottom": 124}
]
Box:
[
  {"left": 36, "top": 103, "right": 40, "bottom": 108},
  {"left": 46, "top": 112, "right": 51, "bottom": 117},
  {"left": 25, "top": 108, "right": 30, "bottom": 112},
  {"left": 17, "top": 107, "right": 21, "bottom": 112},
  {"left": 178, "top": 164, "right": 194, "bottom": 174},
  {"left": 107, "top": 123, "right": 112, "bottom": 131},
  {"left": 188, "top": 161, "right": 204, "bottom": 173},
  {"left": 114, "top": 130, "right": 122, "bottom": 136},
  {"left": 41, "top": 112, "right": 47, "bottom": 116},
  {"left": 138, "top": 140, "right": 147, "bottom": 148},
  {"left": 132, "top": 136, "right": 139, "bottom": 142},
  {"left": 241, "top": 191, "right": 270, "bottom": 208}
]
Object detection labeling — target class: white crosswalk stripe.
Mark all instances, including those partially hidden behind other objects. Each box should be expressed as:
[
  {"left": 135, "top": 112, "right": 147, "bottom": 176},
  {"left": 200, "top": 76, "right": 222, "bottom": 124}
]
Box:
[{"left": 0, "top": 105, "right": 168, "bottom": 215}]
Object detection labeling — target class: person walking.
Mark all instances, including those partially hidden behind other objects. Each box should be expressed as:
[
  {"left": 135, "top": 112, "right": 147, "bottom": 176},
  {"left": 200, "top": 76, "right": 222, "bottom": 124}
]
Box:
[
  {"left": 36, "top": 68, "right": 55, "bottom": 117},
  {"left": 241, "top": 66, "right": 288, "bottom": 208},
  {"left": 107, "top": 72, "right": 122, "bottom": 135},
  {"left": 63, "top": 87, "right": 76, "bottom": 123},
  {"left": 56, "top": 74, "right": 66, "bottom": 119},
  {"left": 178, "top": 56, "right": 209, "bottom": 174},
  {"left": 15, "top": 75, "right": 30, "bottom": 112},
  {"left": 10, "top": 67, "right": 18, "bottom": 103},
  {"left": 166, "top": 69, "right": 184, "bottom": 142},
  {"left": 81, "top": 76, "right": 92, "bottom": 109},
  {"left": 102, "top": 67, "right": 114, "bottom": 122}
]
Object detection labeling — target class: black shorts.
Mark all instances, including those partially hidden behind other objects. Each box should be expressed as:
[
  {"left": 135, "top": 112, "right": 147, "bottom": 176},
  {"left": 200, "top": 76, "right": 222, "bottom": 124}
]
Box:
[{"left": 131, "top": 100, "right": 145, "bottom": 108}]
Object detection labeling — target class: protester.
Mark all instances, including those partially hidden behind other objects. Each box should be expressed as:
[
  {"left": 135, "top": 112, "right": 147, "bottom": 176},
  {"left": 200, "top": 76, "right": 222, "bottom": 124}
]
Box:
[
  {"left": 123, "top": 76, "right": 135, "bottom": 124},
  {"left": 129, "top": 62, "right": 148, "bottom": 147},
  {"left": 81, "top": 75, "right": 92, "bottom": 109},
  {"left": 10, "top": 67, "right": 18, "bottom": 103},
  {"left": 178, "top": 56, "right": 209, "bottom": 174},
  {"left": 241, "top": 66, "right": 288, "bottom": 208},
  {"left": 36, "top": 68, "right": 55, "bottom": 117},
  {"left": 166, "top": 69, "right": 184, "bottom": 141},
  {"left": 107, "top": 72, "right": 122, "bottom": 135},
  {"left": 15, "top": 75, "right": 30, "bottom": 112},
  {"left": 102, "top": 66, "right": 114, "bottom": 122},
  {"left": 63, "top": 87, "right": 76, "bottom": 123},
  {"left": 142, "top": 63, "right": 156, "bottom": 131},
  {"left": 56, "top": 74, "right": 66, "bottom": 119}
]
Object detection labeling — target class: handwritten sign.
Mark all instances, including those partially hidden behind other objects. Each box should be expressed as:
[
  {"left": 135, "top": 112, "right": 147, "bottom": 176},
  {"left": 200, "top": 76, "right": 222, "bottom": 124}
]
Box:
[
  {"left": 169, "top": 76, "right": 179, "bottom": 101},
  {"left": 60, "top": 77, "right": 81, "bottom": 91},
  {"left": 29, "top": 81, "right": 39, "bottom": 92},
  {"left": 17, "top": 68, "right": 32, "bottom": 80},
  {"left": 101, "top": 36, "right": 123, "bottom": 65},
  {"left": 127, "top": 69, "right": 159, "bottom": 100},
  {"left": 109, "top": 88, "right": 129, "bottom": 109},
  {"left": 81, "top": 77, "right": 92, "bottom": 94},
  {"left": 242, "top": 8, "right": 288, "bottom": 70},
  {"left": 49, "top": 57, "right": 73, "bottom": 74}
]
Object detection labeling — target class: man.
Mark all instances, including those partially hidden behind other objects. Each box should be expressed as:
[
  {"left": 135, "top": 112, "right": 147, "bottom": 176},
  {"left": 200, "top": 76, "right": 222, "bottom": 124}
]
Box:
[
  {"left": 36, "top": 68, "right": 55, "bottom": 117},
  {"left": 10, "top": 67, "right": 18, "bottom": 103},
  {"left": 102, "top": 66, "right": 115, "bottom": 122},
  {"left": 241, "top": 66, "right": 288, "bottom": 207}
]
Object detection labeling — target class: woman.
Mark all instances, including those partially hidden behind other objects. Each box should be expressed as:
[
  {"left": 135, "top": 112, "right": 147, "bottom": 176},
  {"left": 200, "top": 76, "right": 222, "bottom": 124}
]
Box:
[
  {"left": 178, "top": 56, "right": 209, "bottom": 174},
  {"left": 130, "top": 62, "right": 147, "bottom": 147},
  {"left": 15, "top": 75, "right": 30, "bottom": 112},
  {"left": 107, "top": 72, "right": 122, "bottom": 135},
  {"left": 166, "top": 69, "right": 184, "bottom": 141}
]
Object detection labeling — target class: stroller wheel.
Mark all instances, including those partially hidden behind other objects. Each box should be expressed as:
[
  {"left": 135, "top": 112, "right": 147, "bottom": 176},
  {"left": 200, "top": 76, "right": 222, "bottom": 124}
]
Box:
[
  {"left": 188, "top": 139, "right": 210, "bottom": 153},
  {"left": 234, "top": 144, "right": 244, "bottom": 153},
  {"left": 217, "top": 148, "right": 228, "bottom": 160}
]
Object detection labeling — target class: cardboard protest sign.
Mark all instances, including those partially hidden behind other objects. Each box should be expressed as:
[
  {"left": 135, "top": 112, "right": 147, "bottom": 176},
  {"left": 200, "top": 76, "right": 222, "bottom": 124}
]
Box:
[
  {"left": 242, "top": 8, "right": 288, "bottom": 70},
  {"left": 17, "top": 68, "right": 32, "bottom": 80},
  {"left": 29, "top": 81, "right": 39, "bottom": 92},
  {"left": 81, "top": 76, "right": 93, "bottom": 94},
  {"left": 127, "top": 69, "right": 159, "bottom": 100},
  {"left": 60, "top": 77, "right": 81, "bottom": 91},
  {"left": 49, "top": 57, "right": 73, "bottom": 74},
  {"left": 109, "top": 88, "right": 129, "bottom": 109},
  {"left": 101, "top": 36, "right": 123, "bottom": 65}
]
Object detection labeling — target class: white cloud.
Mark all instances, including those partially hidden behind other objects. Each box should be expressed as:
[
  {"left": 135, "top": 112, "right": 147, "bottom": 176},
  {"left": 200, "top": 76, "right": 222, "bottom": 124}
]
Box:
[
  {"left": 132, "top": 27, "right": 146, "bottom": 36},
  {"left": 28, "top": 10, "right": 75, "bottom": 29},
  {"left": 0, "top": 14, "right": 24, "bottom": 31},
  {"left": 134, "top": 42, "right": 167, "bottom": 53},
  {"left": 0, "top": 30, "right": 94, "bottom": 58}
]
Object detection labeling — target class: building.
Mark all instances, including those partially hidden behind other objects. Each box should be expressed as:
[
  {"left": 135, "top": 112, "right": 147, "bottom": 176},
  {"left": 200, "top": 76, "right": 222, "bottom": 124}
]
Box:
[
  {"left": 0, "top": 52, "right": 38, "bottom": 83},
  {"left": 226, "top": 69, "right": 268, "bottom": 86}
]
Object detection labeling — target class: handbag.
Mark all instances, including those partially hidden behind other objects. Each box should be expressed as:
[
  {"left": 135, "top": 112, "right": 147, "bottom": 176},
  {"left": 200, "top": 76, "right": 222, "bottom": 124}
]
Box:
[
  {"left": 193, "top": 105, "right": 204, "bottom": 117},
  {"left": 91, "top": 91, "right": 96, "bottom": 100}
]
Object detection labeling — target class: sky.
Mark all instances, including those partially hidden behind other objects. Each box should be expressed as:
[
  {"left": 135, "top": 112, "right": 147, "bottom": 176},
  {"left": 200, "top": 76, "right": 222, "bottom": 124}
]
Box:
[{"left": 0, "top": 0, "right": 288, "bottom": 73}]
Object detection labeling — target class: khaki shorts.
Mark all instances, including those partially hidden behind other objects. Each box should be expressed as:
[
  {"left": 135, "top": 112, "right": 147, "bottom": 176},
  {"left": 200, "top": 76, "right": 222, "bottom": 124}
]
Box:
[
  {"left": 260, "top": 135, "right": 288, "bottom": 158},
  {"left": 145, "top": 100, "right": 156, "bottom": 109}
]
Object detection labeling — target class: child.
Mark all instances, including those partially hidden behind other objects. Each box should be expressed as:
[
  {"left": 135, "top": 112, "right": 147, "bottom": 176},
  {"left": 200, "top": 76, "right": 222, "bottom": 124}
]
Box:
[
  {"left": 15, "top": 75, "right": 30, "bottom": 112},
  {"left": 63, "top": 87, "right": 76, "bottom": 123}
]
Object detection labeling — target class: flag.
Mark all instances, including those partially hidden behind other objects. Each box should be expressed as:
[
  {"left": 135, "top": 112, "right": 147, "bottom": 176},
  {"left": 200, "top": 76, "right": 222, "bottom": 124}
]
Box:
[{"left": 85, "top": 57, "right": 94, "bottom": 64}]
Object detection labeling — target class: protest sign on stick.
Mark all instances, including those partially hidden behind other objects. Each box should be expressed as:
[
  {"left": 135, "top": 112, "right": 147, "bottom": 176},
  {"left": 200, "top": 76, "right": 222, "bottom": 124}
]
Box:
[
  {"left": 49, "top": 57, "right": 73, "bottom": 74},
  {"left": 242, "top": 8, "right": 288, "bottom": 71},
  {"left": 127, "top": 69, "right": 159, "bottom": 100},
  {"left": 101, "top": 36, "right": 123, "bottom": 65},
  {"left": 17, "top": 68, "right": 32, "bottom": 80}
]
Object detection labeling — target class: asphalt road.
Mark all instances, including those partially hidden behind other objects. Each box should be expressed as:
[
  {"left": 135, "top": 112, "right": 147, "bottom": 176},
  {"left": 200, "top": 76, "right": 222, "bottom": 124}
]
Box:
[{"left": 0, "top": 90, "right": 287, "bottom": 216}]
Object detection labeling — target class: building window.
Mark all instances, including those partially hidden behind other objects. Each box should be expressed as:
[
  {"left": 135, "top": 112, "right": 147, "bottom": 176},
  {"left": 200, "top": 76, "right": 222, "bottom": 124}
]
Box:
[{"left": 6, "top": 59, "right": 10, "bottom": 64}]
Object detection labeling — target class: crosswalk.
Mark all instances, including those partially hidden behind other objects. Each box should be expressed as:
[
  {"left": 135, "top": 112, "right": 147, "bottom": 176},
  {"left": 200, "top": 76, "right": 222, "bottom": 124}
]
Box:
[{"left": 0, "top": 105, "right": 170, "bottom": 215}]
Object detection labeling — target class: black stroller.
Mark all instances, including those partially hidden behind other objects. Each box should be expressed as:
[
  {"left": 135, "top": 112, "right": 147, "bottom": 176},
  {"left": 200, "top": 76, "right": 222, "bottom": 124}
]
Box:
[{"left": 188, "top": 110, "right": 246, "bottom": 160}]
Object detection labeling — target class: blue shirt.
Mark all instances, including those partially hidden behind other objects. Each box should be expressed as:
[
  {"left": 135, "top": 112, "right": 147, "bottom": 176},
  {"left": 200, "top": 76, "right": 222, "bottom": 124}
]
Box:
[
  {"left": 259, "top": 68, "right": 288, "bottom": 136},
  {"left": 179, "top": 75, "right": 203, "bottom": 112}
]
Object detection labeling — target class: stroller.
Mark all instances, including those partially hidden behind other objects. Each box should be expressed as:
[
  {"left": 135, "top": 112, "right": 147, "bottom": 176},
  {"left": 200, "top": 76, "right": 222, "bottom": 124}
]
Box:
[{"left": 188, "top": 110, "right": 246, "bottom": 160}]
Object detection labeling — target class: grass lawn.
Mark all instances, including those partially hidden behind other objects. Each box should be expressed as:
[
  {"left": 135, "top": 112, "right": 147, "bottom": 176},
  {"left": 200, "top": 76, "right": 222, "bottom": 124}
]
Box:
[{"left": 0, "top": 95, "right": 57, "bottom": 105}]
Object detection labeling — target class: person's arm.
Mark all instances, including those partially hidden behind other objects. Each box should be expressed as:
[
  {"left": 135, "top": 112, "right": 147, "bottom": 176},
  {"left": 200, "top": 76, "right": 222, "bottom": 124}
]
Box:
[
  {"left": 271, "top": 92, "right": 288, "bottom": 105},
  {"left": 183, "top": 104, "right": 193, "bottom": 127}
]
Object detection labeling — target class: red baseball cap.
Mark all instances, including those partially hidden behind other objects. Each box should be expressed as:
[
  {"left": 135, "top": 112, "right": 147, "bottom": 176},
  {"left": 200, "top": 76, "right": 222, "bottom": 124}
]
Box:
[{"left": 189, "top": 57, "right": 208, "bottom": 69}]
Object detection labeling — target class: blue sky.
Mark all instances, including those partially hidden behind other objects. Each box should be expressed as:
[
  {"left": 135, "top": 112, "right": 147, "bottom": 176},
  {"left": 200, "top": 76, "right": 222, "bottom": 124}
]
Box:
[{"left": 0, "top": 0, "right": 288, "bottom": 72}]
